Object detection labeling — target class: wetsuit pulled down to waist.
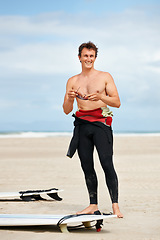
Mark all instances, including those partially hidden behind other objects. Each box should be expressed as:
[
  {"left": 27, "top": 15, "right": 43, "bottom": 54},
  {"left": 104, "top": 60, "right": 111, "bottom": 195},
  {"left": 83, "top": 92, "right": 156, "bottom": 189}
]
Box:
[
  {"left": 75, "top": 107, "right": 113, "bottom": 126},
  {"left": 67, "top": 107, "right": 113, "bottom": 158}
]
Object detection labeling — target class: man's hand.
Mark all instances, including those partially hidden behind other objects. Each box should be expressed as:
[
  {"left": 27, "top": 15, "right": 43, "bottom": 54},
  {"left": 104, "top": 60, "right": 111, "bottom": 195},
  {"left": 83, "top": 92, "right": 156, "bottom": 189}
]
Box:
[
  {"left": 87, "top": 91, "right": 102, "bottom": 101},
  {"left": 67, "top": 90, "right": 77, "bottom": 100},
  {"left": 63, "top": 89, "right": 76, "bottom": 114}
]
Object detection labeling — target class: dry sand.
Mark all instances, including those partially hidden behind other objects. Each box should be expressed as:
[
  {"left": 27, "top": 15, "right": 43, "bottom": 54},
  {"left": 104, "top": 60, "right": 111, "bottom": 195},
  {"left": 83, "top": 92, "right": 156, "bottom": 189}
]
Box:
[{"left": 0, "top": 134, "right": 160, "bottom": 240}]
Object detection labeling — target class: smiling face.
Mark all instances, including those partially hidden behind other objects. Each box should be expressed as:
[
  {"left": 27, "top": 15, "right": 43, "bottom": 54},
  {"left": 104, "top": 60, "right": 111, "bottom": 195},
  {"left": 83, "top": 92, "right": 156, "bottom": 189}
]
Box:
[{"left": 79, "top": 48, "right": 96, "bottom": 69}]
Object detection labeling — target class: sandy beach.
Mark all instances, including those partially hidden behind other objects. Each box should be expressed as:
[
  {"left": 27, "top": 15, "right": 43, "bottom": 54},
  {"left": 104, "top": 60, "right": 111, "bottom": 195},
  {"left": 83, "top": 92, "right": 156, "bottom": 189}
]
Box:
[{"left": 0, "top": 134, "right": 160, "bottom": 240}]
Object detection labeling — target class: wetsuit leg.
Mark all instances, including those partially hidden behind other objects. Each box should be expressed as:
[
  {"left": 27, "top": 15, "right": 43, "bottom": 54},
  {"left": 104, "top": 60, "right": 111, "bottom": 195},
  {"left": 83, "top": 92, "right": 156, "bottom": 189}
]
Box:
[
  {"left": 77, "top": 124, "right": 98, "bottom": 204},
  {"left": 93, "top": 126, "right": 118, "bottom": 203}
]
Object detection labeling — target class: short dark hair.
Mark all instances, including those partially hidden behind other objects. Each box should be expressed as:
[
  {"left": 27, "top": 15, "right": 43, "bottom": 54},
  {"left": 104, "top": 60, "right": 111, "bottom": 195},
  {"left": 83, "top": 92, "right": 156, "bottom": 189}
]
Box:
[{"left": 78, "top": 41, "right": 98, "bottom": 57}]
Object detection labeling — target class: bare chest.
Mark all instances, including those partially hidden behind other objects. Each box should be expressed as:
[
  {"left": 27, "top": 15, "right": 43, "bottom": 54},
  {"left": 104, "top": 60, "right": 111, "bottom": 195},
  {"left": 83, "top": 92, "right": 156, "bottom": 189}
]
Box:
[{"left": 75, "top": 76, "right": 106, "bottom": 95}]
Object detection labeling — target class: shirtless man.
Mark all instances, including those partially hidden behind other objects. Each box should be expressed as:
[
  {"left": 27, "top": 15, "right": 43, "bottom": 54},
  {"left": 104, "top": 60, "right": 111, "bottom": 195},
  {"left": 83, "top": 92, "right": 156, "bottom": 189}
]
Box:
[{"left": 63, "top": 41, "right": 123, "bottom": 218}]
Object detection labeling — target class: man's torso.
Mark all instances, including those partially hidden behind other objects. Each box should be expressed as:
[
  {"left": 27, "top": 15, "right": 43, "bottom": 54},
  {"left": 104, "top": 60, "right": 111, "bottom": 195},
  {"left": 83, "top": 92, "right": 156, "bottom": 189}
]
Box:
[{"left": 71, "top": 70, "right": 108, "bottom": 110}]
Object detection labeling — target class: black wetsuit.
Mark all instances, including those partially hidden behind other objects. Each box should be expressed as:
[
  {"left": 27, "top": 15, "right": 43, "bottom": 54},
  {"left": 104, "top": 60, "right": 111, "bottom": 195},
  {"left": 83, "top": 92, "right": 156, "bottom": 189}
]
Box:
[{"left": 67, "top": 115, "right": 118, "bottom": 204}]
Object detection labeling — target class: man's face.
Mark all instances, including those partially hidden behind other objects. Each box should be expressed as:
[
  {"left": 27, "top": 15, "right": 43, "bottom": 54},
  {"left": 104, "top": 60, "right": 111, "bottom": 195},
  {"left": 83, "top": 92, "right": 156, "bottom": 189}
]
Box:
[{"left": 79, "top": 48, "right": 96, "bottom": 69}]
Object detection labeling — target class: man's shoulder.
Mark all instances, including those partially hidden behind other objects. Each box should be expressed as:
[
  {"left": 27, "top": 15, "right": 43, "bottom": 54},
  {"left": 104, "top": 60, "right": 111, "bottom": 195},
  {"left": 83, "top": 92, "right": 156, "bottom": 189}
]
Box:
[
  {"left": 97, "top": 70, "right": 111, "bottom": 75},
  {"left": 97, "top": 70, "right": 113, "bottom": 81},
  {"left": 68, "top": 74, "right": 80, "bottom": 82}
]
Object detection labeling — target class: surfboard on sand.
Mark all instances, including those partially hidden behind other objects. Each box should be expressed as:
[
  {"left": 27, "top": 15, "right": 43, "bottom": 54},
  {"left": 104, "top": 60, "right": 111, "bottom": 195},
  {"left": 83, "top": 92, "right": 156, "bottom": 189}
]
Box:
[
  {"left": 0, "top": 188, "right": 63, "bottom": 201},
  {"left": 0, "top": 212, "right": 117, "bottom": 233}
]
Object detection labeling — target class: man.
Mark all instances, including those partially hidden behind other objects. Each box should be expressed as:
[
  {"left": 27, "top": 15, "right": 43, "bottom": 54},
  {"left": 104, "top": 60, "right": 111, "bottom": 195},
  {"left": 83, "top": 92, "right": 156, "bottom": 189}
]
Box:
[{"left": 63, "top": 41, "right": 123, "bottom": 218}]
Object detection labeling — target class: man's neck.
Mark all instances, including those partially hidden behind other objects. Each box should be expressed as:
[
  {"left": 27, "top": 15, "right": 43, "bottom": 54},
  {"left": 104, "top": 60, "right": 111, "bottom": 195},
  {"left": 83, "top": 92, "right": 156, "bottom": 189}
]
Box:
[{"left": 81, "top": 67, "right": 96, "bottom": 76}]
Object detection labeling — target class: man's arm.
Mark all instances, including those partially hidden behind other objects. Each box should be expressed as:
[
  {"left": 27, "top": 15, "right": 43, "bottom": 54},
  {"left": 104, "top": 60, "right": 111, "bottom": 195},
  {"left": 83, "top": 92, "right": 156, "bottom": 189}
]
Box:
[
  {"left": 101, "top": 73, "right": 121, "bottom": 107},
  {"left": 63, "top": 78, "right": 76, "bottom": 115}
]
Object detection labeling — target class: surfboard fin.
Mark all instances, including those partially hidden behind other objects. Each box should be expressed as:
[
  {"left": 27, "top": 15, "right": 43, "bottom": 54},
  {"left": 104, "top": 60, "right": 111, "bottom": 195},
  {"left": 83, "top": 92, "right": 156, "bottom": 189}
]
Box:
[
  {"left": 47, "top": 193, "right": 62, "bottom": 201},
  {"left": 95, "top": 219, "right": 103, "bottom": 232},
  {"left": 94, "top": 210, "right": 103, "bottom": 232},
  {"left": 19, "top": 188, "right": 63, "bottom": 201}
]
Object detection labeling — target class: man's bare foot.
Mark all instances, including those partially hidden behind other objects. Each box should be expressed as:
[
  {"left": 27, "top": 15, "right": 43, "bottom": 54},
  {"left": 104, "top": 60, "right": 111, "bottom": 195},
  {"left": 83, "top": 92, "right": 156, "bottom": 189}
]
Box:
[
  {"left": 76, "top": 204, "right": 98, "bottom": 215},
  {"left": 112, "top": 203, "right": 123, "bottom": 218}
]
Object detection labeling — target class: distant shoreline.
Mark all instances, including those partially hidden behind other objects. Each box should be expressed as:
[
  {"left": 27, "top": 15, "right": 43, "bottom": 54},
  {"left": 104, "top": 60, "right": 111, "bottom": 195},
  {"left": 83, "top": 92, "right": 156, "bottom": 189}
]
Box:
[{"left": 0, "top": 131, "right": 160, "bottom": 138}]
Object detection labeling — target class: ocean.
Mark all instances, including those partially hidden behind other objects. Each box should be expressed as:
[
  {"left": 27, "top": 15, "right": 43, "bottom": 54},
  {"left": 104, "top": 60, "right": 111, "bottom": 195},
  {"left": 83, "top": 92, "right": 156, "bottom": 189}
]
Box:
[{"left": 0, "top": 131, "right": 160, "bottom": 138}]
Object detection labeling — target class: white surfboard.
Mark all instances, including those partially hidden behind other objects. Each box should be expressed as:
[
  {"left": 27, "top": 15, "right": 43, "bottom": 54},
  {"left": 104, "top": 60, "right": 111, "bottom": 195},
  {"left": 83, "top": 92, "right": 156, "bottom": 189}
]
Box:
[
  {"left": 0, "top": 188, "right": 63, "bottom": 201},
  {"left": 0, "top": 213, "right": 117, "bottom": 233}
]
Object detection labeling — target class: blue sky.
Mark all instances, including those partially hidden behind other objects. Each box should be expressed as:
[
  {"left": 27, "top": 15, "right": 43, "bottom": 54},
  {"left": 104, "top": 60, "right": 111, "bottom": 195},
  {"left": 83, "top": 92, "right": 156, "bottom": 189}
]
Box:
[{"left": 0, "top": 0, "right": 160, "bottom": 132}]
